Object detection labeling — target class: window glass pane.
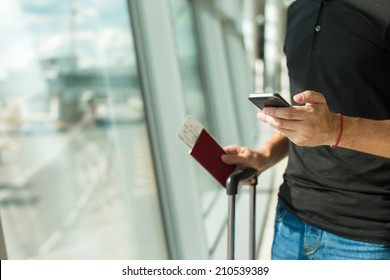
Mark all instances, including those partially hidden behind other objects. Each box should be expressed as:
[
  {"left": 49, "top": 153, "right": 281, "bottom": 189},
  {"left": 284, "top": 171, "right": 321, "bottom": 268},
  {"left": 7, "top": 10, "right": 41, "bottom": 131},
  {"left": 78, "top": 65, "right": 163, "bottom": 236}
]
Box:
[
  {"left": 0, "top": 0, "right": 167, "bottom": 259},
  {"left": 168, "top": 0, "right": 209, "bottom": 127},
  {"left": 168, "top": 0, "right": 224, "bottom": 254}
]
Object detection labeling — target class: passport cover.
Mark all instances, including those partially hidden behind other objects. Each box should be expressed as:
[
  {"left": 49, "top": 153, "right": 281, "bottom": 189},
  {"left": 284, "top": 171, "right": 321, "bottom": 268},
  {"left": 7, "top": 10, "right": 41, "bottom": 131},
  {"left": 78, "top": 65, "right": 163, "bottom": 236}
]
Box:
[{"left": 190, "top": 129, "right": 236, "bottom": 187}]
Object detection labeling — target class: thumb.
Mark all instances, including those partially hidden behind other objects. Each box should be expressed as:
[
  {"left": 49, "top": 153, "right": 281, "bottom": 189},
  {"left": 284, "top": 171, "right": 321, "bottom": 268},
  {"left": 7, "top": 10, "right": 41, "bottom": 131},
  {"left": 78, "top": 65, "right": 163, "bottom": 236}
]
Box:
[{"left": 294, "top": 90, "right": 326, "bottom": 105}]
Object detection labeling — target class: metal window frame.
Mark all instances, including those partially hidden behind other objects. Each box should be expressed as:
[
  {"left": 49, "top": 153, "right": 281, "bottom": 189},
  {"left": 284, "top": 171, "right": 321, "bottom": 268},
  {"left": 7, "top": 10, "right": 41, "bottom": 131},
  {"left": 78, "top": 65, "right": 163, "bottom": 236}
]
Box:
[
  {"left": 127, "top": 0, "right": 208, "bottom": 259},
  {"left": 0, "top": 214, "right": 8, "bottom": 260},
  {"left": 191, "top": 0, "right": 241, "bottom": 145},
  {"left": 191, "top": 0, "right": 261, "bottom": 259}
]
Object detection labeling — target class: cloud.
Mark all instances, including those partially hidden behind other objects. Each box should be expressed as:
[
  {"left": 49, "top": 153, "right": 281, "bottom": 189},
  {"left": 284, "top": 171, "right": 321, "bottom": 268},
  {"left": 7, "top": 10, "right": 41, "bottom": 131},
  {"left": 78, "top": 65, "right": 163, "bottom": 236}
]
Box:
[
  {"left": 0, "top": 0, "right": 27, "bottom": 30},
  {"left": 0, "top": 0, "right": 38, "bottom": 75},
  {"left": 0, "top": 0, "right": 136, "bottom": 74},
  {"left": 35, "top": 27, "right": 135, "bottom": 68}
]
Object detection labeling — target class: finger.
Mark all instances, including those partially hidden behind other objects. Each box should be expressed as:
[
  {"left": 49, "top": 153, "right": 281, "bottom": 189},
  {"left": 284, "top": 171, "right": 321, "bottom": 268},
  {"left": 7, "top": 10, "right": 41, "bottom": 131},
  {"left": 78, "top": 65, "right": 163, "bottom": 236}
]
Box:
[
  {"left": 294, "top": 90, "right": 326, "bottom": 105},
  {"left": 269, "top": 123, "right": 296, "bottom": 134},
  {"left": 258, "top": 112, "right": 303, "bottom": 131},
  {"left": 268, "top": 125, "right": 302, "bottom": 142},
  {"left": 261, "top": 106, "right": 305, "bottom": 120},
  {"left": 242, "top": 177, "right": 257, "bottom": 186},
  {"left": 221, "top": 153, "right": 249, "bottom": 165},
  {"left": 257, "top": 112, "right": 282, "bottom": 127},
  {"left": 223, "top": 145, "right": 240, "bottom": 155}
]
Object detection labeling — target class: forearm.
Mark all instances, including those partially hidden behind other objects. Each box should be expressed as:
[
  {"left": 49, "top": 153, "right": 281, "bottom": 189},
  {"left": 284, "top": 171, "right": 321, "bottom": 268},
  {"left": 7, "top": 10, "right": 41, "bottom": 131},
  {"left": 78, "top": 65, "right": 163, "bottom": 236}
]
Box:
[
  {"left": 339, "top": 117, "right": 390, "bottom": 158},
  {"left": 257, "top": 91, "right": 390, "bottom": 159},
  {"left": 259, "top": 133, "right": 289, "bottom": 169}
]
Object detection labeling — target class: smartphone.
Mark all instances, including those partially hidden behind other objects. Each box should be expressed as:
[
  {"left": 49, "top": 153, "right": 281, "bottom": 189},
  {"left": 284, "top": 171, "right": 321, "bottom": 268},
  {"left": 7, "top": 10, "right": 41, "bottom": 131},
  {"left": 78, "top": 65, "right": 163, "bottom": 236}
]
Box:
[{"left": 249, "top": 93, "right": 290, "bottom": 110}]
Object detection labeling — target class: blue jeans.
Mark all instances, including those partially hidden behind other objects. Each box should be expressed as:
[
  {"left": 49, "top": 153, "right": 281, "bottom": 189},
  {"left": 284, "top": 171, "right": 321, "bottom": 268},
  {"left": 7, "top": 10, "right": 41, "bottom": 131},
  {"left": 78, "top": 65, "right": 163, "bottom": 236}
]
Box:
[{"left": 271, "top": 202, "right": 390, "bottom": 260}]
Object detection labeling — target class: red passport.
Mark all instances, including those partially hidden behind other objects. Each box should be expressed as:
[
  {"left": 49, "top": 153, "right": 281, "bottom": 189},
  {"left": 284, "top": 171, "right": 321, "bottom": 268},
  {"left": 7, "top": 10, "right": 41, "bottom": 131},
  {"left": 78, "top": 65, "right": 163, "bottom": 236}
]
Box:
[{"left": 190, "top": 129, "right": 237, "bottom": 187}]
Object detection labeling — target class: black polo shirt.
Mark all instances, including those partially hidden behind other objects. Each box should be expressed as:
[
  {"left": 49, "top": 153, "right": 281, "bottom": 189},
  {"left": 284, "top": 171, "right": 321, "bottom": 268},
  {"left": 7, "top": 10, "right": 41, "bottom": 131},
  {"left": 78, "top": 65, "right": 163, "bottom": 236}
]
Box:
[{"left": 280, "top": 0, "right": 390, "bottom": 245}]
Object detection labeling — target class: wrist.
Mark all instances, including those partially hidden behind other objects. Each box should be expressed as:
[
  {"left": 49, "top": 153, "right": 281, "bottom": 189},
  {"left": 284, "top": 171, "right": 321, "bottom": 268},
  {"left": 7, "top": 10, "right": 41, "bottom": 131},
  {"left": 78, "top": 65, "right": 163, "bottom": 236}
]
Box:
[
  {"left": 251, "top": 146, "right": 270, "bottom": 173},
  {"left": 258, "top": 135, "right": 288, "bottom": 170},
  {"left": 330, "top": 113, "right": 344, "bottom": 148}
]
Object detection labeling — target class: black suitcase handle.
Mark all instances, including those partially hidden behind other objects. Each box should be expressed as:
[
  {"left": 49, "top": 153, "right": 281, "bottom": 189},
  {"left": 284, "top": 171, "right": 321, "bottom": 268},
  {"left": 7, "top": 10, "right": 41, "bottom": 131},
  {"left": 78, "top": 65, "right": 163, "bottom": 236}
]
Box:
[
  {"left": 226, "top": 167, "right": 258, "bottom": 260},
  {"left": 226, "top": 167, "right": 257, "bottom": 195}
]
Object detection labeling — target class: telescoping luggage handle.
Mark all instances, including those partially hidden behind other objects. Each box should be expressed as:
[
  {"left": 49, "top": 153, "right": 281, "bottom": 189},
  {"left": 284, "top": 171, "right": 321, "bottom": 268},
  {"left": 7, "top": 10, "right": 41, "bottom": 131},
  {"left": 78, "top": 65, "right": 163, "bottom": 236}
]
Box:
[{"left": 226, "top": 167, "right": 258, "bottom": 260}]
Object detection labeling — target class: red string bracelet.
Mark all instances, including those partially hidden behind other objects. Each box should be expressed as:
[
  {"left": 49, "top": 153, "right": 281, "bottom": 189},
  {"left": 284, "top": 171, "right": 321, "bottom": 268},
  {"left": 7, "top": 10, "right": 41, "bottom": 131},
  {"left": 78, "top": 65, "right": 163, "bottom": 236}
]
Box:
[{"left": 331, "top": 113, "right": 343, "bottom": 148}]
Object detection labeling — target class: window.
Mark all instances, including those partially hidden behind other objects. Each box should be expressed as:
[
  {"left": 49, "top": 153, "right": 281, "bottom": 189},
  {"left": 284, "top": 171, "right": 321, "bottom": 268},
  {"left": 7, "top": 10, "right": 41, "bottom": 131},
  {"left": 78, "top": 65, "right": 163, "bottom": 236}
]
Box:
[{"left": 0, "top": 0, "right": 167, "bottom": 259}]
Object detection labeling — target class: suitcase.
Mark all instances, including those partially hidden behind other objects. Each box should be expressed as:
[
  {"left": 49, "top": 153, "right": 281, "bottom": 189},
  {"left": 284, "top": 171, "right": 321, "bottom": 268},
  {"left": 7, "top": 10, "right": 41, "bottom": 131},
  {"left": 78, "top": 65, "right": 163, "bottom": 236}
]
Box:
[{"left": 226, "top": 167, "right": 258, "bottom": 260}]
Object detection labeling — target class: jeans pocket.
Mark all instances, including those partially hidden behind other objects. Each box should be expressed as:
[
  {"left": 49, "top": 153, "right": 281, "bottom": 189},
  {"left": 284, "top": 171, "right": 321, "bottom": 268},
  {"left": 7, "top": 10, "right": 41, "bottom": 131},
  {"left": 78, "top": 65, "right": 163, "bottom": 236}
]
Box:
[{"left": 275, "top": 202, "right": 288, "bottom": 221}]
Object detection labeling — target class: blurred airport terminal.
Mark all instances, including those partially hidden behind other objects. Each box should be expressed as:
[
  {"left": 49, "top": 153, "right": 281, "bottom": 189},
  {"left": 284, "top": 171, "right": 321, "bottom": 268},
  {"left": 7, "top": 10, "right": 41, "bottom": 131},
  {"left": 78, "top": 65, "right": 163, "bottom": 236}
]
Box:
[{"left": 0, "top": 0, "right": 292, "bottom": 259}]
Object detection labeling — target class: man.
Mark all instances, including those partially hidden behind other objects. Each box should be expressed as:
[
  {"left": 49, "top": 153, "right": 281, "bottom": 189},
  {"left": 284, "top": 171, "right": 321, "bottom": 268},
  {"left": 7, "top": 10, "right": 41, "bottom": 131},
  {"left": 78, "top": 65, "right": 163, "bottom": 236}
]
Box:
[{"left": 222, "top": 0, "right": 390, "bottom": 259}]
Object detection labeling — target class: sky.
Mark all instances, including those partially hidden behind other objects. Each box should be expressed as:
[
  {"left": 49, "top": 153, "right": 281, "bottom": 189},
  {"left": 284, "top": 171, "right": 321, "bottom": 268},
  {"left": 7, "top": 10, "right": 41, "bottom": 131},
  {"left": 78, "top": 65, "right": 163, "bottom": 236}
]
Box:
[
  {"left": 0, "top": 0, "right": 135, "bottom": 83},
  {"left": 0, "top": 0, "right": 138, "bottom": 100}
]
